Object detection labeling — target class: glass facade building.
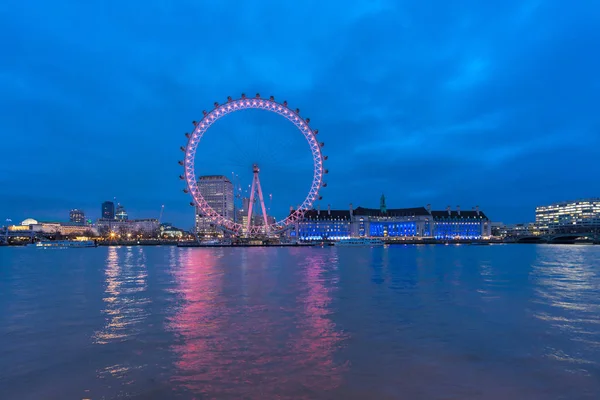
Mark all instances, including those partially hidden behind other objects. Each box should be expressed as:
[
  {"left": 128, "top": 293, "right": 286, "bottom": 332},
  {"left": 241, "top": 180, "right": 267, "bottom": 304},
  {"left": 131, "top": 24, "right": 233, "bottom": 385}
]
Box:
[
  {"left": 536, "top": 198, "right": 600, "bottom": 230},
  {"left": 195, "top": 175, "right": 234, "bottom": 236}
]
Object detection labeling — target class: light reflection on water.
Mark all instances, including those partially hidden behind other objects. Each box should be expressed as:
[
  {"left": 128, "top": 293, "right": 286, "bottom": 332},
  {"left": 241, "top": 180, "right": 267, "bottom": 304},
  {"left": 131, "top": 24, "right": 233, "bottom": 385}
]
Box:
[
  {"left": 531, "top": 245, "right": 600, "bottom": 372},
  {"left": 93, "top": 247, "right": 151, "bottom": 387},
  {"left": 1, "top": 245, "right": 600, "bottom": 399},
  {"left": 167, "top": 248, "right": 346, "bottom": 399},
  {"left": 94, "top": 247, "right": 150, "bottom": 345}
]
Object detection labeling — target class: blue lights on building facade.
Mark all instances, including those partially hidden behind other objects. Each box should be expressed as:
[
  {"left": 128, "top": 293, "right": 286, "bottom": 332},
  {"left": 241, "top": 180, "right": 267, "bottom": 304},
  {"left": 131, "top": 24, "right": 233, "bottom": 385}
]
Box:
[
  {"left": 293, "top": 203, "right": 491, "bottom": 241},
  {"left": 369, "top": 222, "right": 417, "bottom": 237},
  {"left": 432, "top": 221, "right": 483, "bottom": 239},
  {"left": 354, "top": 206, "right": 432, "bottom": 238},
  {"left": 431, "top": 208, "right": 490, "bottom": 239},
  {"left": 297, "top": 221, "right": 351, "bottom": 240},
  {"left": 296, "top": 208, "right": 351, "bottom": 241}
]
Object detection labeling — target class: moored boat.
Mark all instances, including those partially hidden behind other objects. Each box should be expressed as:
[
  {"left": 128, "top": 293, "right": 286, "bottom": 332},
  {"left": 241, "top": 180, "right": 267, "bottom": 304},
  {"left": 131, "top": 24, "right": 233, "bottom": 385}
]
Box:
[
  {"left": 35, "top": 240, "right": 96, "bottom": 248},
  {"left": 177, "top": 239, "right": 232, "bottom": 247},
  {"left": 334, "top": 238, "right": 384, "bottom": 247}
]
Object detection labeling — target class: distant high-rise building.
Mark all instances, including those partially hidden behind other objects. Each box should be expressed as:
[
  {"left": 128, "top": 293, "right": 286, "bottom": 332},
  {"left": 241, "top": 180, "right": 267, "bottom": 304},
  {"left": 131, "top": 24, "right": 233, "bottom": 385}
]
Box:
[
  {"left": 235, "top": 197, "right": 250, "bottom": 231},
  {"left": 102, "top": 201, "right": 115, "bottom": 219},
  {"left": 195, "top": 175, "right": 234, "bottom": 235},
  {"left": 115, "top": 204, "right": 128, "bottom": 221},
  {"left": 69, "top": 209, "right": 85, "bottom": 224}
]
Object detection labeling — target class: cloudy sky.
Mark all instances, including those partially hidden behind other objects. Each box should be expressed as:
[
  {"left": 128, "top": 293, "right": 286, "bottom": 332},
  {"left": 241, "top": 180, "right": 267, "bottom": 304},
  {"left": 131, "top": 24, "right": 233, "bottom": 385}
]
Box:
[{"left": 1, "top": 0, "right": 598, "bottom": 227}]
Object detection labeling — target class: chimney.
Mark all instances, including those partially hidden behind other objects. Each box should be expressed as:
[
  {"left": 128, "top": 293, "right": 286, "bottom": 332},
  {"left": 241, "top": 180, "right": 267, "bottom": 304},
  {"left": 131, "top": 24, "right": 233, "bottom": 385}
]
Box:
[
  {"left": 327, "top": 204, "right": 331, "bottom": 216},
  {"left": 476, "top": 205, "right": 480, "bottom": 216},
  {"left": 457, "top": 205, "right": 461, "bottom": 216},
  {"left": 447, "top": 205, "right": 451, "bottom": 216},
  {"left": 349, "top": 203, "right": 353, "bottom": 217},
  {"left": 426, "top": 204, "right": 431, "bottom": 213}
]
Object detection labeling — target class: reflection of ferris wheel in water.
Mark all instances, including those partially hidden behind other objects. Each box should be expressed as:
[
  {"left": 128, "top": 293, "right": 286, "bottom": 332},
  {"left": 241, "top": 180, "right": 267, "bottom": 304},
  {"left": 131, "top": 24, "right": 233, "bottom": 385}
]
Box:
[{"left": 180, "top": 93, "right": 328, "bottom": 236}]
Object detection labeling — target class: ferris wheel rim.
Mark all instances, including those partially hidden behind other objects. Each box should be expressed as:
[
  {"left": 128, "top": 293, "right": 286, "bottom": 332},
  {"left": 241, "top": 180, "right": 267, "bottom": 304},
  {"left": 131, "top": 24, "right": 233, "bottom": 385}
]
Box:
[{"left": 182, "top": 94, "right": 325, "bottom": 235}]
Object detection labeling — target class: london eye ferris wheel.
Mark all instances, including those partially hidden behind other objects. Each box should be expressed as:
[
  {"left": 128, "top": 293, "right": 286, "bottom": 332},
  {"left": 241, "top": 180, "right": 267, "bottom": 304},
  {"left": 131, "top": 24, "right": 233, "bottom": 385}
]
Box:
[{"left": 179, "top": 93, "right": 328, "bottom": 236}]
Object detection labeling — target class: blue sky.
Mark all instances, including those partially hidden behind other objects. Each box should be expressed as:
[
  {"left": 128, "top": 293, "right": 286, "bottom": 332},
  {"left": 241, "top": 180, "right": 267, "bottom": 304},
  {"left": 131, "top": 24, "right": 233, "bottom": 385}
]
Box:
[{"left": 1, "top": 0, "right": 599, "bottom": 228}]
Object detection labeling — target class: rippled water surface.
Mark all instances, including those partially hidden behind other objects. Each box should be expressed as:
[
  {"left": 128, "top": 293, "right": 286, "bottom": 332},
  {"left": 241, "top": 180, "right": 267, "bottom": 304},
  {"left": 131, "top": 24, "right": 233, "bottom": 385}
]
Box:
[{"left": 1, "top": 245, "right": 600, "bottom": 399}]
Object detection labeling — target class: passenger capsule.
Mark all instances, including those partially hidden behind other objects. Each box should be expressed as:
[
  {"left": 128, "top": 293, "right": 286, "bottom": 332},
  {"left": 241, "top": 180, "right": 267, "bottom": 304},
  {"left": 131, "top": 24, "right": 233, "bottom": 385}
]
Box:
[
  {"left": 180, "top": 146, "right": 186, "bottom": 152},
  {"left": 314, "top": 129, "right": 319, "bottom": 135},
  {"left": 241, "top": 93, "right": 246, "bottom": 99},
  {"left": 295, "top": 108, "right": 300, "bottom": 114},
  {"left": 322, "top": 183, "right": 328, "bottom": 187},
  {"left": 214, "top": 102, "right": 219, "bottom": 108},
  {"left": 283, "top": 100, "right": 288, "bottom": 106},
  {"left": 185, "top": 133, "right": 190, "bottom": 138},
  {"left": 227, "top": 96, "right": 232, "bottom": 102},
  {"left": 323, "top": 155, "right": 328, "bottom": 160},
  {"left": 179, "top": 175, "right": 185, "bottom": 180},
  {"left": 320, "top": 142, "right": 325, "bottom": 147},
  {"left": 255, "top": 93, "right": 260, "bottom": 98},
  {"left": 203, "top": 110, "right": 207, "bottom": 116},
  {"left": 178, "top": 160, "right": 184, "bottom": 166},
  {"left": 183, "top": 188, "right": 189, "bottom": 193},
  {"left": 269, "top": 96, "right": 275, "bottom": 101},
  {"left": 305, "top": 118, "right": 310, "bottom": 123}
]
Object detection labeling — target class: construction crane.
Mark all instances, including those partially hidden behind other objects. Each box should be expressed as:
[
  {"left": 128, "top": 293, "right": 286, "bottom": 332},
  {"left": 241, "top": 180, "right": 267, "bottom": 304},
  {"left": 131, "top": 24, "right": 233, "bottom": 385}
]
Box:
[
  {"left": 231, "top": 172, "right": 243, "bottom": 210},
  {"left": 158, "top": 205, "right": 165, "bottom": 224}
]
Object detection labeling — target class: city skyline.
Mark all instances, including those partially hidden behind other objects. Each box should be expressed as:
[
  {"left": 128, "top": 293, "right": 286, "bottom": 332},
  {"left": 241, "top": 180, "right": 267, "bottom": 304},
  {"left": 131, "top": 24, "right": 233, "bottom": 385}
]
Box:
[
  {"left": 7, "top": 195, "right": 599, "bottom": 229},
  {"left": 1, "top": 1, "right": 599, "bottom": 227}
]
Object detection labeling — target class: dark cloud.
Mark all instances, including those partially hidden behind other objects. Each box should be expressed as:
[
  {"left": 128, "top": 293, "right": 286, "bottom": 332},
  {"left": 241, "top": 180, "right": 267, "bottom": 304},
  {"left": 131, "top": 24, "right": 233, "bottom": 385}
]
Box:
[{"left": 0, "top": 0, "right": 598, "bottom": 226}]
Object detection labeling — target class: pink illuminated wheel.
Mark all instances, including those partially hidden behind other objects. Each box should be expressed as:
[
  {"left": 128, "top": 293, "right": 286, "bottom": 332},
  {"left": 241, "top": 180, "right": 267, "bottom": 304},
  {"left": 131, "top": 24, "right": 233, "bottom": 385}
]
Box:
[{"left": 180, "top": 94, "right": 326, "bottom": 236}]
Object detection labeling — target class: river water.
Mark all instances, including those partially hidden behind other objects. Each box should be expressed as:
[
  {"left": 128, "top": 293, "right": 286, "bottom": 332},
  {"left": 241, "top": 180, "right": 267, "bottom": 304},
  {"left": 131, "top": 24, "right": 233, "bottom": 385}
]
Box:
[{"left": 1, "top": 244, "right": 599, "bottom": 399}]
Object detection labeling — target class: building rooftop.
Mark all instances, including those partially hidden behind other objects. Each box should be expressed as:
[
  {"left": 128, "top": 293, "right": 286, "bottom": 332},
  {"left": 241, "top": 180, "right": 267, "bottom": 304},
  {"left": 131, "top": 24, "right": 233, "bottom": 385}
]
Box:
[
  {"left": 353, "top": 206, "right": 430, "bottom": 217},
  {"left": 430, "top": 210, "right": 488, "bottom": 219},
  {"left": 198, "top": 175, "right": 232, "bottom": 182},
  {"left": 297, "top": 206, "right": 489, "bottom": 221},
  {"left": 536, "top": 198, "right": 600, "bottom": 209},
  {"left": 302, "top": 209, "right": 351, "bottom": 220}
]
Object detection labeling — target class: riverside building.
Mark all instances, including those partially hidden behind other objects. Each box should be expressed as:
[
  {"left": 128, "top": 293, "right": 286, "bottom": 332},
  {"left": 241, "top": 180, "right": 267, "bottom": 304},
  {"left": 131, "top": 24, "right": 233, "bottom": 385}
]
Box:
[
  {"left": 535, "top": 198, "right": 600, "bottom": 230},
  {"left": 292, "top": 196, "right": 491, "bottom": 241},
  {"left": 296, "top": 205, "right": 352, "bottom": 241},
  {"left": 96, "top": 218, "right": 159, "bottom": 236},
  {"left": 8, "top": 218, "right": 92, "bottom": 236},
  {"left": 431, "top": 206, "right": 490, "bottom": 239}
]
